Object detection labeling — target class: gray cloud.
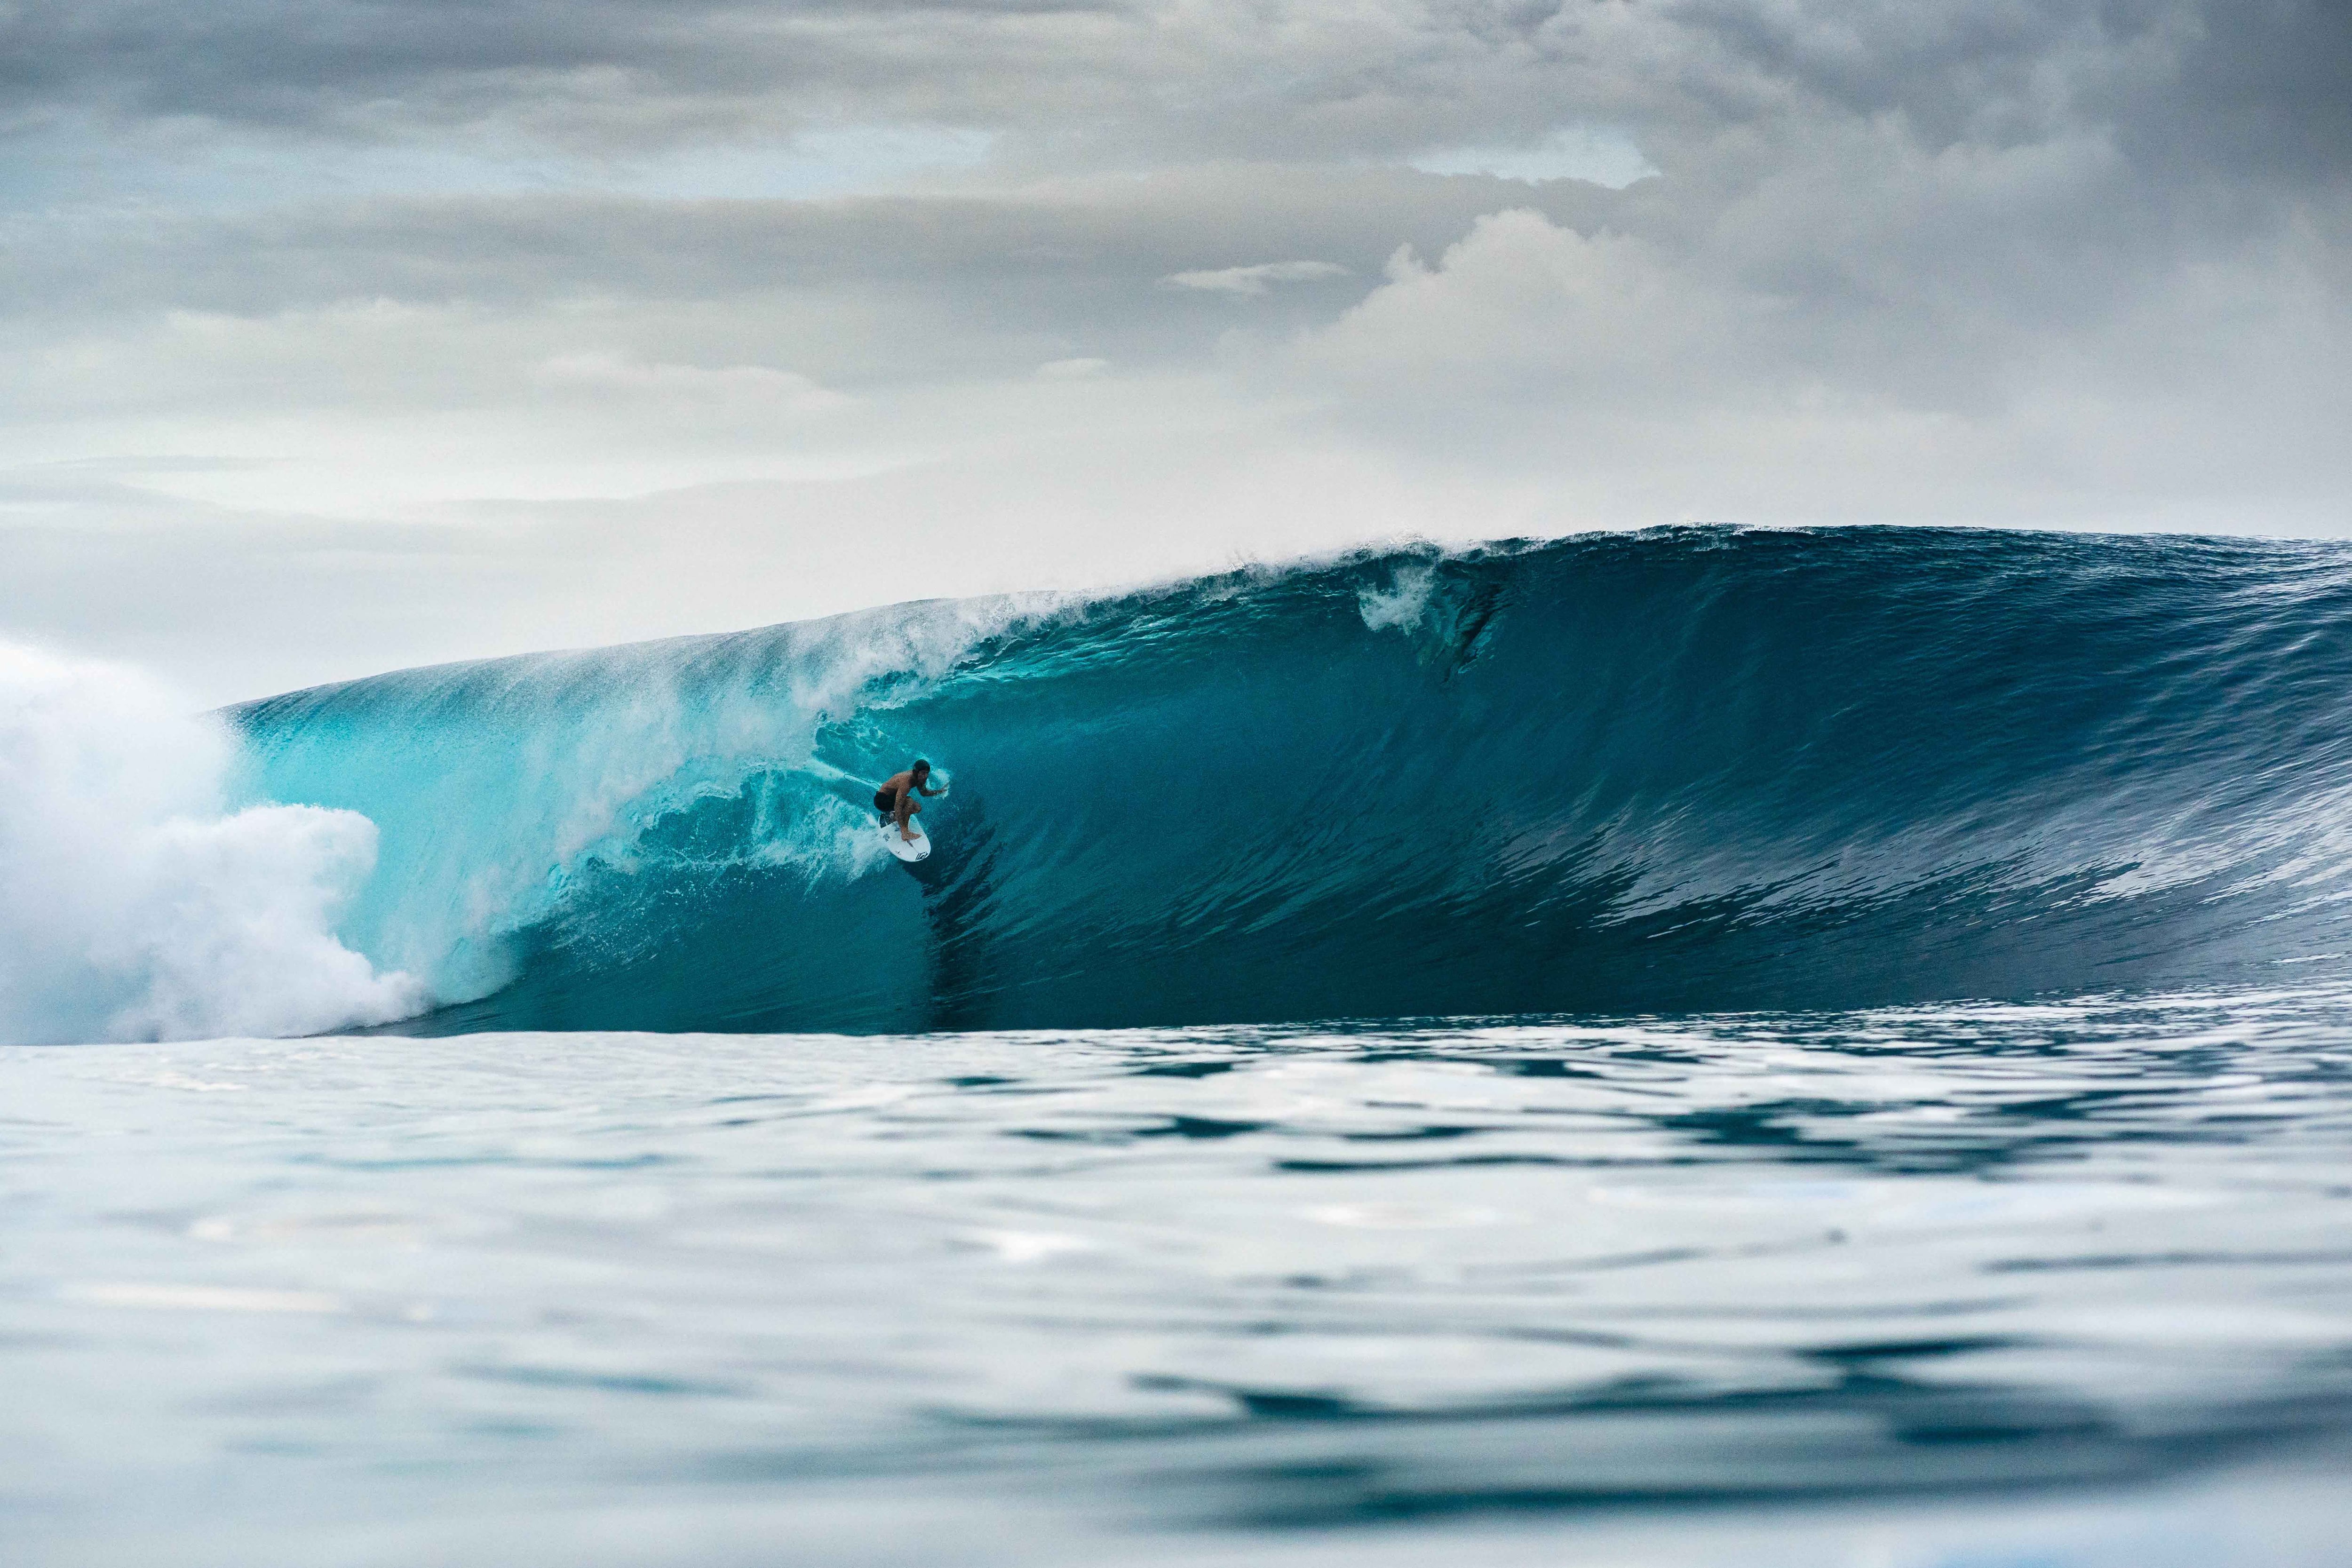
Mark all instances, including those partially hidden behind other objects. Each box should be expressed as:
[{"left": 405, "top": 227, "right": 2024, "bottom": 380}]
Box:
[
  {"left": 8, "top": 0, "right": 2340, "bottom": 177},
  {"left": 0, "top": 169, "right": 1621, "bottom": 409},
  {"left": 1, "top": 0, "right": 2347, "bottom": 691}
]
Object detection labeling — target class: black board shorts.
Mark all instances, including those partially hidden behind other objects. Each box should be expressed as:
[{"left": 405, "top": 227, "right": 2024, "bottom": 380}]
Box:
[{"left": 874, "top": 789, "right": 896, "bottom": 821}]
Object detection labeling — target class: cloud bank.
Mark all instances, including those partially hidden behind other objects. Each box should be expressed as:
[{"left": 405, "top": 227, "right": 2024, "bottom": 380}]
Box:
[{"left": 0, "top": 0, "right": 2345, "bottom": 699}]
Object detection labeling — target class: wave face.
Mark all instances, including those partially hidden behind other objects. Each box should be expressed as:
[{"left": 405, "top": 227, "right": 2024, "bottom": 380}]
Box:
[{"left": 231, "top": 527, "right": 2352, "bottom": 1034}]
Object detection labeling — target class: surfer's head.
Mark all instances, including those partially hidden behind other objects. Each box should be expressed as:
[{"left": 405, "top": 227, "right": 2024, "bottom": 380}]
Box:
[{"left": 912, "top": 759, "right": 931, "bottom": 779}]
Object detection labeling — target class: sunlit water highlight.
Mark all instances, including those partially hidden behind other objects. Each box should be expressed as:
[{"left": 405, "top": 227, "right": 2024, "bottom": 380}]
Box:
[{"left": 7, "top": 987, "right": 2352, "bottom": 1564}]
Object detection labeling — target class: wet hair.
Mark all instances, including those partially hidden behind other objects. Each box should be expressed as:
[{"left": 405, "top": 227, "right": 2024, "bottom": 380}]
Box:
[{"left": 912, "top": 759, "right": 931, "bottom": 773}]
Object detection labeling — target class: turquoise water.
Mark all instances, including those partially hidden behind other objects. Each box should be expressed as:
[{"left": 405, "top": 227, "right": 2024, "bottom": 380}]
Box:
[
  {"left": 8, "top": 988, "right": 2351, "bottom": 1564},
  {"left": 228, "top": 528, "right": 2352, "bottom": 1034}
]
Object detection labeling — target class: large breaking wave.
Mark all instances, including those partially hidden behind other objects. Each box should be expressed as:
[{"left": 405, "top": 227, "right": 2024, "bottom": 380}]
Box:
[{"left": 223, "top": 525, "right": 2352, "bottom": 1036}]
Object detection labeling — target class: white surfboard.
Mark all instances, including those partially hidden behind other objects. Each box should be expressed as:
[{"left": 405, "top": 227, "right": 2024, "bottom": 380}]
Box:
[{"left": 882, "top": 822, "right": 931, "bottom": 863}]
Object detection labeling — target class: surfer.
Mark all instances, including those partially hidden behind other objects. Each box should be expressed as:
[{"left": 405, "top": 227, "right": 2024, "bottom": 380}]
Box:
[{"left": 874, "top": 760, "right": 942, "bottom": 843}]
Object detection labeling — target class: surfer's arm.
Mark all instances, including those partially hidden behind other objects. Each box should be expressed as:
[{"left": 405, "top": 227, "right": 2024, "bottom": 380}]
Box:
[{"left": 917, "top": 782, "right": 945, "bottom": 796}]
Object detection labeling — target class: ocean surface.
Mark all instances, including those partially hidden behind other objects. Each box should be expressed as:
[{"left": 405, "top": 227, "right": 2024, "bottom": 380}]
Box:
[{"left": 7, "top": 527, "right": 2352, "bottom": 1563}]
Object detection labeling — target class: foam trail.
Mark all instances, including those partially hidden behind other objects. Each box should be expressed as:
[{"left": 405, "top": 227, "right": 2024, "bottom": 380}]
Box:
[{"left": 0, "top": 642, "right": 424, "bottom": 1044}]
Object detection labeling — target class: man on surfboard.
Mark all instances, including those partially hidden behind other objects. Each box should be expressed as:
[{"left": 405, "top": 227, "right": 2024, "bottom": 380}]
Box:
[{"left": 874, "top": 760, "right": 942, "bottom": 843}]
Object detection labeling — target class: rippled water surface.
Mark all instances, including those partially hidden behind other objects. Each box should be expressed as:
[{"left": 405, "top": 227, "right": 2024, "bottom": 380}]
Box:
[{"left": 8, "top": 988, "right": 2352, "bottom": 1564}]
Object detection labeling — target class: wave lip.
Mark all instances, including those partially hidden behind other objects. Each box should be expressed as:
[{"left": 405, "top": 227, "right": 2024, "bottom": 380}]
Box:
[{"left": 229, "top": 526, "right": 2352, "bottom": 1035}]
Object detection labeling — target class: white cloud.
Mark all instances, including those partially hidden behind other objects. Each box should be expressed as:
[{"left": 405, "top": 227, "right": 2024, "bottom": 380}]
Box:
[
  {"left": 1160, "top": 260, "right": 1351, "bottom": 295},
  {"left": 1290, "top": 210, "right": 1732, "bottom": 410},
  {"left": 530, "top": 351, "right": 850, "bottom": 410},
  {"left": 1266, "top": 199, "right": 2352, "bottom": 536},
  {"left": 1035, "top": 357, "right": 1110, "bottom": 379},
  {"left": 1409, "top": 126, "right": 1659, "bottom": 190}
]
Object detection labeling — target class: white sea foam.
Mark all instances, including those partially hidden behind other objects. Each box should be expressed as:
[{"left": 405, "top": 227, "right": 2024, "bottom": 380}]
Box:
[
  {"left": 1355, "top": 561, "right": 1437, "bottom": 632},
  {"left": 0, "top": 641, "right": 426, "bottom": 1044}
]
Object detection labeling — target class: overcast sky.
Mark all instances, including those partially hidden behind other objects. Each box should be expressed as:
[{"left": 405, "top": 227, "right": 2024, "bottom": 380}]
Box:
[{"left": 3, "top": 0, "right": 2347, "bottom": 701}]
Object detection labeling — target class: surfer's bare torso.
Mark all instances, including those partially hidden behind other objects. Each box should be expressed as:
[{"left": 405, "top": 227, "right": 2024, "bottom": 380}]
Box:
[{"left": 874, "top": 762, "right": 941, "bottom": 842}]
